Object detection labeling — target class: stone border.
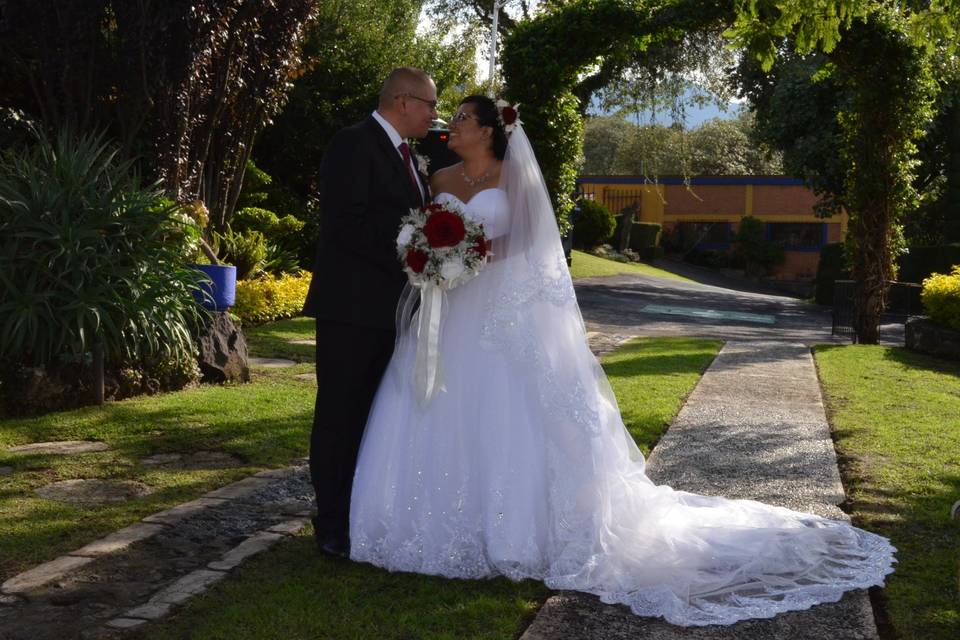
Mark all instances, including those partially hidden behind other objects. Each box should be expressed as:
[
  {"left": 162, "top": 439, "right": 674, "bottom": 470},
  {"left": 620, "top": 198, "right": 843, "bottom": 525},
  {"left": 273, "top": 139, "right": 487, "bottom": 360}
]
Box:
[
  {"left": 0, "top": 467, "right": 303, "bottom": 597},
  {"left": 104, "top": 516, "right": 309, "bottom": 630}
]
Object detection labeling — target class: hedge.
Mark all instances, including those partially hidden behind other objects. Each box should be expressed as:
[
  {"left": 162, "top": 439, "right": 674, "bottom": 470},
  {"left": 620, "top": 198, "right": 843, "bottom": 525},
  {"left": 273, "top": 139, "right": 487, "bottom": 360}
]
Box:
[{"left": 233, "top": 272, "right": 312, "bottom": 325}]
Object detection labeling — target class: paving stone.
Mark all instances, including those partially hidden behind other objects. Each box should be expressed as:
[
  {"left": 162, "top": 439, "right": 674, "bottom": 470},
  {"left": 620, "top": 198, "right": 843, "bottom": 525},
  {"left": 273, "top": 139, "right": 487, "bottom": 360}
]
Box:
[
  {"left": 142, "top": 497, "right": 228, "bottom": 525},
  {"left": 203, "top": 476, "right": 271, "bottom": 500},
  {"left": 140, "top": 450, "right": 241, "bottom": 470},
  {"left": 254, "top": 467, "right": 297, "bottom": 480},
  {"left": 207, "top": 531, "right": 284, "bottom": 571},
  {"left": 267, "top": 518, "right": 309, "bottom": 536},
  {"left": 294, "top": 373, "right": 316, "bottom": 382},
  {"left": 118, "top": 602, "right": 172, "bottom": 621},
  {"left": 2, "top": 555, "right": 95, "bottom": 594},
  {"left": 105, "top": 617, "right": 150, "bottom": 629},
  {"left": 69, "top": 523, "right": 165, "bottom": 557},
  {"left": 288, "top": 338, "right": 316, "bottom": 345},
  {"left": 35, "top": 479, "right": 152, "bottom": 505},
  {"left": 248, "top": 357, "right": 296, "bottom": 368},
  {"left": 0, "top": 467, "right": 12, "bottom": 476},
  {"left": 150, "top": 570, "right": 226, "bottom": 606},
  {"left": 7, "top": 441, "right": 110, "bottom": 455}
]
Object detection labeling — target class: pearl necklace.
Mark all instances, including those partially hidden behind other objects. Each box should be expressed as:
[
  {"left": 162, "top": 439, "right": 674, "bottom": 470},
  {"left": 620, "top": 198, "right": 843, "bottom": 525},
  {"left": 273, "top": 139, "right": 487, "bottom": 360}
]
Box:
[{"left": 461, "top": 165, "right": 492, "bottom": 187}]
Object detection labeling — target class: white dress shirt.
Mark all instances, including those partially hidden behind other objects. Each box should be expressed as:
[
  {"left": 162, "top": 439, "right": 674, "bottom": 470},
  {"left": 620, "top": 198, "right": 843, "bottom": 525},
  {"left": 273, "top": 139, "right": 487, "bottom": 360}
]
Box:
[{"left": 372, "top": 110, "right": 424, "bottom": 202}]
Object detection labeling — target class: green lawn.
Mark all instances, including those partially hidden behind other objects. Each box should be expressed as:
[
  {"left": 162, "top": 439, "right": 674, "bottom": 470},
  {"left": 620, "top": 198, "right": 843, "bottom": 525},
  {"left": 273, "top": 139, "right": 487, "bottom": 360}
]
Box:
[
  {"left": 569, "top": 249, "right": 691, "bottom": 281},
  {"left": 814, "top": 345, "right": 960, "bottom": 640},
  {"left": 132, "top": 334, "right": 720, "bottom": 640}
]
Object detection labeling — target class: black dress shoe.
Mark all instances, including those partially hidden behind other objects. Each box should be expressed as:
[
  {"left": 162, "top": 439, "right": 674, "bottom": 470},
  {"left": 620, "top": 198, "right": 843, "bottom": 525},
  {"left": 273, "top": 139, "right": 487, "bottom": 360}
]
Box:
[{"left": 316, "top": 534, "right": 350, "bottom": 559}]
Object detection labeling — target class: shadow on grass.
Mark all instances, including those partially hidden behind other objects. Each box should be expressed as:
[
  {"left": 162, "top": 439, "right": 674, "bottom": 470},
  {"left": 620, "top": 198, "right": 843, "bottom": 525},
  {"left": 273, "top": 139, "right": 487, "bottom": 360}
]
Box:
[{"left": 139, "top": 534, "right": 552, "bottom": 640}]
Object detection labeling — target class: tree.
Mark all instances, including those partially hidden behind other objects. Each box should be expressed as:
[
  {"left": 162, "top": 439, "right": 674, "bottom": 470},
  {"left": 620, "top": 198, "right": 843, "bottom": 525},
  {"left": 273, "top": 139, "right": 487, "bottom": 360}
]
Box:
[
  {"left": 596, "top": 112, "right": 781, "bottom": 176},
  {"left": 0, "top": 0, "right": 318, "bottom": 231},
  {"left": 582, "top": 116, "right": 634, "bottom": 174},
  {"left": 504, "top": 0, "right": 957, "bottom": 343},
  {"left": 253, "top": 0, "right": 479, "bottom": 212}
]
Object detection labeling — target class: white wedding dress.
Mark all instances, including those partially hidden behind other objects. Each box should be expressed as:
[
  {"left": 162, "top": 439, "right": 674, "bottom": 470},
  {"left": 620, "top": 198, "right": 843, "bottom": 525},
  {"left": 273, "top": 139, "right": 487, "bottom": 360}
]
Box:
[{"left": 349, "top": 127, "right": 894, "bottom": 627}]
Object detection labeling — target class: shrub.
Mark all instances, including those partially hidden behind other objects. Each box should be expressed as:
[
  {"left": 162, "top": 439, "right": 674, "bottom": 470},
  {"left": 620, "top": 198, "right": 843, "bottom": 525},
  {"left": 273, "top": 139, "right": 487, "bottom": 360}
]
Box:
[
  {"left": 733, "top": 216, "right": 785, "bottom": 276},
  {"left": 921, "top": 266, "right": 960, "bottom": 331},
  {"left": 213, "top": 225, "right": 268, "bottom": 280},
  {"left": 630, "top": 222, "right": 662, "bottom": 251},
  {"left": 233, "top": 272, "right": 312, "bottom": 325},
  {"left": 0, "top": 127, "right": 204, "bottom": 372},
  {"left": 573, "top": 199, "right": 616, "bottom": 249},
  {"left": 814, "top": 242, "right": 850, "bottom": 305}
]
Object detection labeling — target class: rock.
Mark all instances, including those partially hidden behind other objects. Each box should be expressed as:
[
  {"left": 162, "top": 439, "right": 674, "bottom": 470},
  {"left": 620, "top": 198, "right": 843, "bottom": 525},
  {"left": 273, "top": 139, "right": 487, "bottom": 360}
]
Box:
[
  {"left": 196, "top": 312, "right": 249, "bottom": 383},
  {"left": 8, "top": 441, "right": 109, "bottom": 455},
  {"left": 35, "top": 479, "right": 152, "bottom": 506},
  {"left": 905, "top": 317, "right": 960, "bottom": 360},
  {"left": 0, "top": 467, "right": 13, "bottom": 476}
]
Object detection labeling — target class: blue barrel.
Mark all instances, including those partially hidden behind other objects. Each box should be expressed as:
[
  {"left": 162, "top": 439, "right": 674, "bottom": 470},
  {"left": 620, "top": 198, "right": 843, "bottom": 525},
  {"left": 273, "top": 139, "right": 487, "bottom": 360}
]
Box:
[{"left": 191, "top": 264, "right": 236, "bottom": 311}]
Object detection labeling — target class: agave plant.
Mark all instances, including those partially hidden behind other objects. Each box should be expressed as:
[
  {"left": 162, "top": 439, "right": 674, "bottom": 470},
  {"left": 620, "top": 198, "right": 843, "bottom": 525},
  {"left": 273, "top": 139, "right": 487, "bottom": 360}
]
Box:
[{"left": 0, "top": 127, "right": 206, "bottom": 369}]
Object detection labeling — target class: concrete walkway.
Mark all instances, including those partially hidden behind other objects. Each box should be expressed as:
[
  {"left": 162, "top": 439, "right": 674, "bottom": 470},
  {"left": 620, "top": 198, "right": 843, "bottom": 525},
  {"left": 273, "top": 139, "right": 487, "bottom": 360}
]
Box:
[{"left": 520, "top": 341, "right": 880, "bottom": 640}]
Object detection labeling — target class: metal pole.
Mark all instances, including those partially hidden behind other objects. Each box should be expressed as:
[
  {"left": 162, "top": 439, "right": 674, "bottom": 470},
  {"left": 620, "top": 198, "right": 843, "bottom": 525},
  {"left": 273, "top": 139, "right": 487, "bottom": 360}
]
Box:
[{"left": 487, "top": 0, "right": 502, "bottom": 97}]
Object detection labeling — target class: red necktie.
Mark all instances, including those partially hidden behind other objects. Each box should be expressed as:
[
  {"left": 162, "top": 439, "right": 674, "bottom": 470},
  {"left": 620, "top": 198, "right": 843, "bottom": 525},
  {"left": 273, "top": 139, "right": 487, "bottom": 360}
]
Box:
[{"left": 398, "top": 142, "right": 423, "bottom": 204}]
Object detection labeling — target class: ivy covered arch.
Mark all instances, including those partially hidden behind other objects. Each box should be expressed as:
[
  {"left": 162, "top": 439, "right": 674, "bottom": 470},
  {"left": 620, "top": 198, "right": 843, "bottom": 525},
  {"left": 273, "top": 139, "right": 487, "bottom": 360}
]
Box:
[{"left": 501, "top": 0, "right": 946, "bottom": 344}]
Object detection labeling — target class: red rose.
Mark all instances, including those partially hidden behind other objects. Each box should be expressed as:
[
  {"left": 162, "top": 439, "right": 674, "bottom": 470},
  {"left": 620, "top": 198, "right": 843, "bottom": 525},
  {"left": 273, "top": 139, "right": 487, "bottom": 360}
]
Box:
[
  {"left": 422, "top": 209, "right": 466, "bottom": 248},
  {"left": 500, "top": 106, "right": 518, "bottom": 125},
  {"left": 405, "top": 249, "right": 429, "bottom": 273},
  {"left": 471, "top": 236, "right": 487, "bottom": 258}
]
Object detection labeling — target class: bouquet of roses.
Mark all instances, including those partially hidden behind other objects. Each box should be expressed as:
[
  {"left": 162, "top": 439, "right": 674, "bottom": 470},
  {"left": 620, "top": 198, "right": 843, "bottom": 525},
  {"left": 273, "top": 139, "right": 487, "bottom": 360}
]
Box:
[
  {"left": 395, "top": 200, "right": 489, "bottom": 404},
  {"left": 396, "top": 201, "right": 489, "bottom": 289}
]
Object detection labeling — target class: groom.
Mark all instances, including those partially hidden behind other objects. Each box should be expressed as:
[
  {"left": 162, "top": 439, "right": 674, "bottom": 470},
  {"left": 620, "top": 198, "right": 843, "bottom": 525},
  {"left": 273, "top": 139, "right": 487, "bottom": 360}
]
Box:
[{"left": 302, "top": 67, "right": 436, "bottom": 558}]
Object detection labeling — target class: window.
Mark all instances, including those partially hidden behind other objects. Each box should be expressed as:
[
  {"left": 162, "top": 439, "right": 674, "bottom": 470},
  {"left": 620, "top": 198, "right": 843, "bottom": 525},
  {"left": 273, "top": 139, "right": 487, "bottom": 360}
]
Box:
[
  {"left": 766, "top": 223, "right": 824, "bottom": 250},
  {"left": 676, "top": 222, "right": 731, "bottom": 249}
]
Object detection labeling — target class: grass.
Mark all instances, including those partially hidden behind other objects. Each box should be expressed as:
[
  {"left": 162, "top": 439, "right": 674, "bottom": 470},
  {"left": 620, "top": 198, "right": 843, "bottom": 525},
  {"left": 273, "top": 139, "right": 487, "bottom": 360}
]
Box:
[
  {"left": 126, "top": 333, "right": 720, "bottom": 639},
  {"left": 568, "top": 249, "right": 691, "bottom": 281},
  {"left": 0, "top": 366, "right": 316, "bottom": 580},
  {"left": 601, "top": 336, "right": 722, "bottom": 455},
  {"left": 814, "top": 344, "right": 960, "bottom": 640}
]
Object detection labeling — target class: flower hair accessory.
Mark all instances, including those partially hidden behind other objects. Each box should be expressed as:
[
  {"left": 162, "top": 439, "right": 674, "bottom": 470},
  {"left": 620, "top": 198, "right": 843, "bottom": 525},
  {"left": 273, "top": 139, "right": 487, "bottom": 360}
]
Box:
[{"left": 495, "top": 99, "right": 521, "bottom": 134}]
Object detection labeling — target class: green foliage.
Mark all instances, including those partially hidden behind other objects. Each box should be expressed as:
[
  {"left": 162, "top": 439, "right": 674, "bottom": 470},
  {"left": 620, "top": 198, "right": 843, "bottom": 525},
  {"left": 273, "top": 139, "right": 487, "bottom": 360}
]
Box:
[
  {"left": 234, "top": 207, "right": 305, "bottom": 249},
  {"left": 582, "top": 116, "right": 634, "bottom": 174},
  {"left": 898, "top": 244, "right": 960, "bottom": 284},
  {"left": 255, "top": 0, "right": 477, "bottom": 198},
  {"left": 814, "top": 242, "right": 850, "bottom": 305},
  {"left": 630, "top": 222, "right": 662, "bottom": 249},
  {"left": 213, "top": 226, "right": 268, "bottom": 281},
  {"left": 572, "top": 199, "right": 616, "bottom": 249},
  {"left": 733, "top": 215, "right": 785, "bottom": 276},
  {"left": 921, "top": 266, "right": 960, "bottom": 330},
  {"left": 0, "top": 127, "right": 204, "bottom": 370}
]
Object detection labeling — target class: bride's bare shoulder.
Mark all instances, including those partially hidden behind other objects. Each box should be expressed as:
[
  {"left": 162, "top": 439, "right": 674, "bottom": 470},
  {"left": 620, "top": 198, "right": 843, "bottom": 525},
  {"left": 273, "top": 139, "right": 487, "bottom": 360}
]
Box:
[{"left": 430, "top": 163, "right": 461, "bottom": 195}]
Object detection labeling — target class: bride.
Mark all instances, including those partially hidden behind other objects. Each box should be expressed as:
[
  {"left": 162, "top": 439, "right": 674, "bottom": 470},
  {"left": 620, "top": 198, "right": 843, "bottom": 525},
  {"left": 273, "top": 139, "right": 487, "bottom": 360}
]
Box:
[{"left": 348, "top": 95, "right": 894, "bottom": 627}]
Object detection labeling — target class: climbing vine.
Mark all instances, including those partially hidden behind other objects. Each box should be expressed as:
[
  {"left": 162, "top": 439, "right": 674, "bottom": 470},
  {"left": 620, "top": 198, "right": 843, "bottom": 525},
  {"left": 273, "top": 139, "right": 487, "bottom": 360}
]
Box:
[{"left": 502, "top": 0, "right": 952, "bottom": 343}]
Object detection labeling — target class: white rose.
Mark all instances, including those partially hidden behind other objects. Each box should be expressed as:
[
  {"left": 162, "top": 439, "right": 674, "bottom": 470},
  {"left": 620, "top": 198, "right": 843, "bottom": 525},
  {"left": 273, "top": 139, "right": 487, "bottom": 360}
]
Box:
[
  {"left": 440, "top": 259, "right": 465, "bottom": 282},
  {"left": 396, "top": 224, "right": 415, "bottom": 248}
]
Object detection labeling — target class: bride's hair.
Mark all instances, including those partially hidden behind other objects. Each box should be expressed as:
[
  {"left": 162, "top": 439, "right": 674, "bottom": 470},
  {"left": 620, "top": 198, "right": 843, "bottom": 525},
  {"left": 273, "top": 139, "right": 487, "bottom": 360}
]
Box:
[{"left": 459, "top": 95, "right": 508, "bottom": 160}]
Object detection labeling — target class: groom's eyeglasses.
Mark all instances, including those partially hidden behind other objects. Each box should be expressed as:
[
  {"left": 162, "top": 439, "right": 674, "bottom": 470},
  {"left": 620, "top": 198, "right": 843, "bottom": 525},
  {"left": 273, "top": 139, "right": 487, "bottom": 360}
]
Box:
[{"left": 397, "top": 93, "right": 438, "bottom": 111}]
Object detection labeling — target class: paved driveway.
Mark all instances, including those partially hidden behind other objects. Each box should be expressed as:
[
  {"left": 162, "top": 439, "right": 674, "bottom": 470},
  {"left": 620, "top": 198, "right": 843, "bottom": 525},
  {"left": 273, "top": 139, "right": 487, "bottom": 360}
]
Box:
[{"left": 574, "top": 268, "right": 906, "bottom": 346}]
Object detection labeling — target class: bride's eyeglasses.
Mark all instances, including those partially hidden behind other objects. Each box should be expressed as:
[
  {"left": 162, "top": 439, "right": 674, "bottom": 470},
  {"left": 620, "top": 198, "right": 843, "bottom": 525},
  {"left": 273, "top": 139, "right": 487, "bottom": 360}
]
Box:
[{"left": 449, "top": 112, "right": 478, "bottom": 124}]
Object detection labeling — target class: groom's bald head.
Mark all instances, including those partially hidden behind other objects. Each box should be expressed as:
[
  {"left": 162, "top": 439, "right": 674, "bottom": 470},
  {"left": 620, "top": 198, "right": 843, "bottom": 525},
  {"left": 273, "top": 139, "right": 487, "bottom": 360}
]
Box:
[
  {"left": 377, "top": 67, "right": 437, "bottom": 139},
  {"left": 378, "top": 67, "right": 434, "bottom": 108}
]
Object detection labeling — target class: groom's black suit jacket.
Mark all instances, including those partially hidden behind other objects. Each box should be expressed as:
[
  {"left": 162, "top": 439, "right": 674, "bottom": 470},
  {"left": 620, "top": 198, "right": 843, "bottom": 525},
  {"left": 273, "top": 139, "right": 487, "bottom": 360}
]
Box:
[{"left": 302, "top": 116, "right": 428, "bottom": 329}]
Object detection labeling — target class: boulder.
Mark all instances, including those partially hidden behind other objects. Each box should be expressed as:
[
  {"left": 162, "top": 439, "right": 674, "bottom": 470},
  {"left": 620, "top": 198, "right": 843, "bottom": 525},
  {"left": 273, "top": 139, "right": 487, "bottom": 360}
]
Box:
[{"left": 196, "top": 312, "right": 250, "bottom": 383}]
